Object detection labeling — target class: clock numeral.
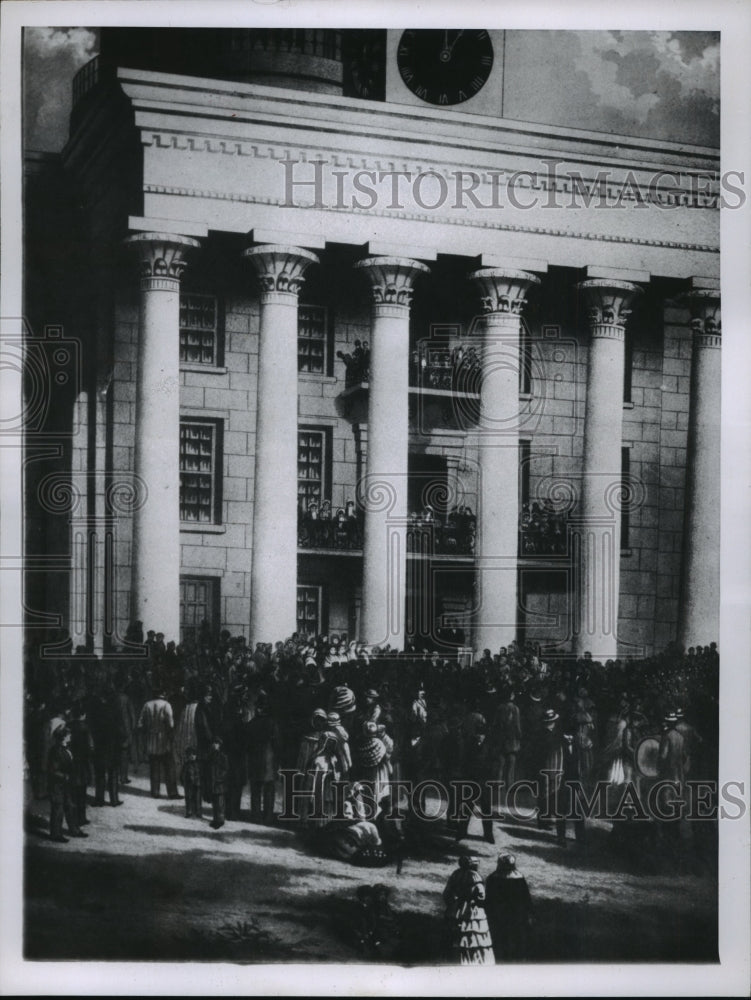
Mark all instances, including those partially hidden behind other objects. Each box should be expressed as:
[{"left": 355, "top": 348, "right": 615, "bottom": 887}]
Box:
[
  {"left": 480, "top": 55, "right": 492, "bottom": 67},
  {"left": 478, "top": 31, "right": 489, "bottom": 40},
  {"left": 402, "top": 68, "right": 414, "bottom": 83},
  {"left": 398, "top": 47, "right": 409, "bottom": 57},
  {"left": 458, "top": 89, "right": 468, "bottom": 102},
  {"left": 438, "top": 93, "right": 449, "bottom": 105},
  {"left": 415, "top": 85, "right": 428, "bottom": 99},
  {"left": 471, "top": 75, "right": 485, "bottom": 92}
]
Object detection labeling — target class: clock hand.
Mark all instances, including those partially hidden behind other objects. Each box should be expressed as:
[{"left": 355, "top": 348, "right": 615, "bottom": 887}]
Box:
[
  {"left": 447, "top": 29, "right": 465, "bottom": 55},
  {"left": 440, "top": 29, "right": 451, "bottom": 63}
]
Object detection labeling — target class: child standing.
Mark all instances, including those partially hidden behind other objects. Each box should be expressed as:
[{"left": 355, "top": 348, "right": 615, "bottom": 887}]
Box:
[{"left": 180, "top": 745, "right": 202, "bottom": 819}]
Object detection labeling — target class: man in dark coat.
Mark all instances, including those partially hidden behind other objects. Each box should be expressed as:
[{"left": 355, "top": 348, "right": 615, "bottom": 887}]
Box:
[
  {"left": 195, "top": 687, "right": 222, "bottom": 802},
  {"left": 455, "top": 721, "right": 496, "bottom": 844},
  {"left": 247, "top": 694, "right": 281, "bottom": 824},
  {"left": 89, "top": 682, "right": 125, "bottom": 807},
  {"left": 115, "top": 673, "right": 137, "bottom": 784},
  {"left": 536, "top": 709, "right": 564, "bottom": 830},
  {"left": 48, "top": 724, "right": 88, "bottom": 841},
  {"left": 490, "top": 686, "right": 522, "bottom": 797},
  {"left": 223, "top": 696, "right": 250, "bottom": 820},
  {"left": 208, "top": 737, "right": 229, "bottom": 829},
  {"left": 485, "top": 853, "right": 534, "bottom": 961},
  {"left": 68, "top": 703, "right": 94, "bottom": 828}
]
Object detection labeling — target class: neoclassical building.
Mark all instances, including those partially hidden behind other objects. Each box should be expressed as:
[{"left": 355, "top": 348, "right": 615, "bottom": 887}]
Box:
[{"left": 24, "top": 28, "right": 720, "bottom": 660}]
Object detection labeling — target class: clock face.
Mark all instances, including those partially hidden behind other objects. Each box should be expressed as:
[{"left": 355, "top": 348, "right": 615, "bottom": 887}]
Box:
[{"left": 397, "top": 29, "right": 494, "bottom": 106}]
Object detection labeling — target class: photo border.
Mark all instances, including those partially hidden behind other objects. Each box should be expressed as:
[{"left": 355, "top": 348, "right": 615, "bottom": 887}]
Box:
[{"left": 1, "top": 0, "right": 749, "bottom": 995}]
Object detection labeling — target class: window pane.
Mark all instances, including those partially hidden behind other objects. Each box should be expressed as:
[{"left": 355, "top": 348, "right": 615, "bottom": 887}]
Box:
[
  {"left": 297, "top": 429, "right": 325, "bottom": 507},
  {"left": 180, "top": 422, "right": 217, "bottom": 523},
  {"left": 180, "top": 293, "right": 218, "bottom": 365},
  {"left": 298, "top": 305, "right": 326, "bottom": 374}
]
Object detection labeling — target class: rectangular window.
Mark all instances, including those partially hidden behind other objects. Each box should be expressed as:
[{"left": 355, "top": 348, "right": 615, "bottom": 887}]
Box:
[
  {"left": 180, "top": 293, "right": 220, "bottom": 366},
  {"left": 180, "top": 576, "right": 220, "bottom": 641},
  {"left": 298, "top": 304, "right": 328, "bottom": 374},
  {"left": 297, "top": 584, "right": 323, "bottom": 636},
  {"left": 180, "top": 420, "right": 222, "bottom": 524},
  {"left": 519, "top": 325, "right": 533, "bottom": 395},
  {"left": 297, "top": 427, "right": 329, "bottom": 509},
  {"left": 623, "top": 332, "right": 633, "bottom": 404},
  {"left": 519, "top": 440, "right": 531, "bottom": 507},
  {"left": 621, "top": 446, "right": 631, "bottom": 550}
]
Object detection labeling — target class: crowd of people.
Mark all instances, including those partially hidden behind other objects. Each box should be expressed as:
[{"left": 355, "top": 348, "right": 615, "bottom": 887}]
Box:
[
  {"left": 519, "top": 501, "right": 569, "bottom": 556},
  {"left": 298, "top": 498, "right": 569, "bottom": 558},
  {"left": 26, "top": 625, "right": 719, "bottom": 871},
  {"left": 337, "top": 341, "right": 484, "bottom": 395}
]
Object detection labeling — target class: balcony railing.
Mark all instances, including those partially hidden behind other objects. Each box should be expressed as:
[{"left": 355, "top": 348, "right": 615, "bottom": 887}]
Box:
[
  {"left": 298, "top": 498, "right": 570, "bottom": 558},
  {"left": 72, "top": 55, "right": 100, "bottom": 107},
  {"left": 337, "top": 344, "right": 482, "bottom": 393},
  {"left": 519, "top": 501, "right": 569, "bottom": 556},
  {"left": 407, "top": 507, "right": 476, "bottom": 556},
  {"left": 298, "top": 500, "right": 363, "bottom": 550}
]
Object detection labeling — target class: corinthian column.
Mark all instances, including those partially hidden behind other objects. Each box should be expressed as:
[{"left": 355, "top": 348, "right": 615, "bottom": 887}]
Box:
[
  {"left": 468, "top": 267, "right": 540, "bottom": 655},
  {"left": 243, "top": 245, "right": 319, "bottom": 644},
  {"left": 354, "top": 256, "right": 430, "bottom": 648},
  {"left": 574, "top": 279, "right": 642, "bottom": 660},
  {"left": 679, "top": 290, "right": 721, "bottom": 648},
  {"left": 125, "top": 232, "right": 200, "bottom": 642}
]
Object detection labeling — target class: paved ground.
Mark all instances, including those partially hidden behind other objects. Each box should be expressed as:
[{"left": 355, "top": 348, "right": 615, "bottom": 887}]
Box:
[{"left": 24, "top": 766, "right": 718, "bottom": 965}]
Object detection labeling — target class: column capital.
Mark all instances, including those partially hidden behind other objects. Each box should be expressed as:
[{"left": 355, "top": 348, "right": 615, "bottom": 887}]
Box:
[
  {"left": 354, "top": 256, "right": 430, "bottom": 314},
  {"left": 243, "top": 244, "right": 319, "bottom": 301},
  {"left": 468, "top": 267, "right": 540, "bottom": 317},
  {"left": 577, "top": 278, "right": 642, "bottom": 340},
  {"left": 124, "top": 232, "right": 201, "bottom": 290},
  {"left": 683, "top": 289, "right": 721, "bottom": 347}
]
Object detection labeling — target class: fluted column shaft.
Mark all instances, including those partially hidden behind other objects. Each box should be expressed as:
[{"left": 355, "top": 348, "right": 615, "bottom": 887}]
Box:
[
  {"left": 469, "top": 268, "right": 540, "bottom": 655},
  {"left": 244, "top": 245, "right": 319, "bottom": 644},
  {"left": 679, "top": 291, "right": 721, "bottom": 648},
  {"left": 574, "top": 279, "right": 641, "bottom": 660},
  {"left": 125, "top": 232, "right": 200, "bottom": 642},
  {"left": 355, "top": 257, "right": 429, "bottom": 648}
]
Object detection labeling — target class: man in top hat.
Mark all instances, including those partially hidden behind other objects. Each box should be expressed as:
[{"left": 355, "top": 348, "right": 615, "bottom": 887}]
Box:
[
  {"left": 137, "top": 688, "right": 179, "bottom": 799},
  {"left": 207, "top": 736, "right": 229, "bottom": 830},
  {"left": 485, "top": 853, "right": 534, "bottom": 962},
  {"left": 536, "top": 708, "right": 564, "bottom": 830},
  {"left": 490, "top": 685, "right": 522, "bottom": 799},
  {"left": 656, "top": 711, "right": 688, "bottom": 856},
  {"left": 455, "top": 718, "right": 496, "bottom": 845},
  {"left": 247, "top": 694, "right": 281, "bottom": 824},
  {"left": 674, "top": 708, "right": 702, "bottom": 779}
]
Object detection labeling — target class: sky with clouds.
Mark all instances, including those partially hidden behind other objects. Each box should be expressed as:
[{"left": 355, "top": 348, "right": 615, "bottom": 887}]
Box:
[{"left": 23, "top": 27, "right": 719, "bottom": 152}]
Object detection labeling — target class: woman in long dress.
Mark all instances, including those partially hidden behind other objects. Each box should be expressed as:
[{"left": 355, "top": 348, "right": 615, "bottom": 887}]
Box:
[
  {"left": 296, "top": 709, "right": 340, "bottom": 830},
  {"left": 442, "top": 856, "right": 495, "bottom": 965}
]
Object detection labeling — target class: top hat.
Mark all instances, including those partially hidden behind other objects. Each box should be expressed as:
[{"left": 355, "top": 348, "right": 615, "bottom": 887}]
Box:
[{"left": 543, "top": 708, "right": 559, "bottom": 724}]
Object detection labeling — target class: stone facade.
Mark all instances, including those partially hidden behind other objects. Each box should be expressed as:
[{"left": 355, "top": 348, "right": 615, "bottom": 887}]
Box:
[{"left": 26, "top": 36, "right": 720, "bottom": 660}]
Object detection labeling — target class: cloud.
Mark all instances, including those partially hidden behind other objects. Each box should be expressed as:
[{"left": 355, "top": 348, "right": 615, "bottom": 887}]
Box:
[
  {"left": 505, "top": 30, "right": 719, "bottom": 147},
  {"left": 24, "top": 27, "right": 98, "bottom": 151}
]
